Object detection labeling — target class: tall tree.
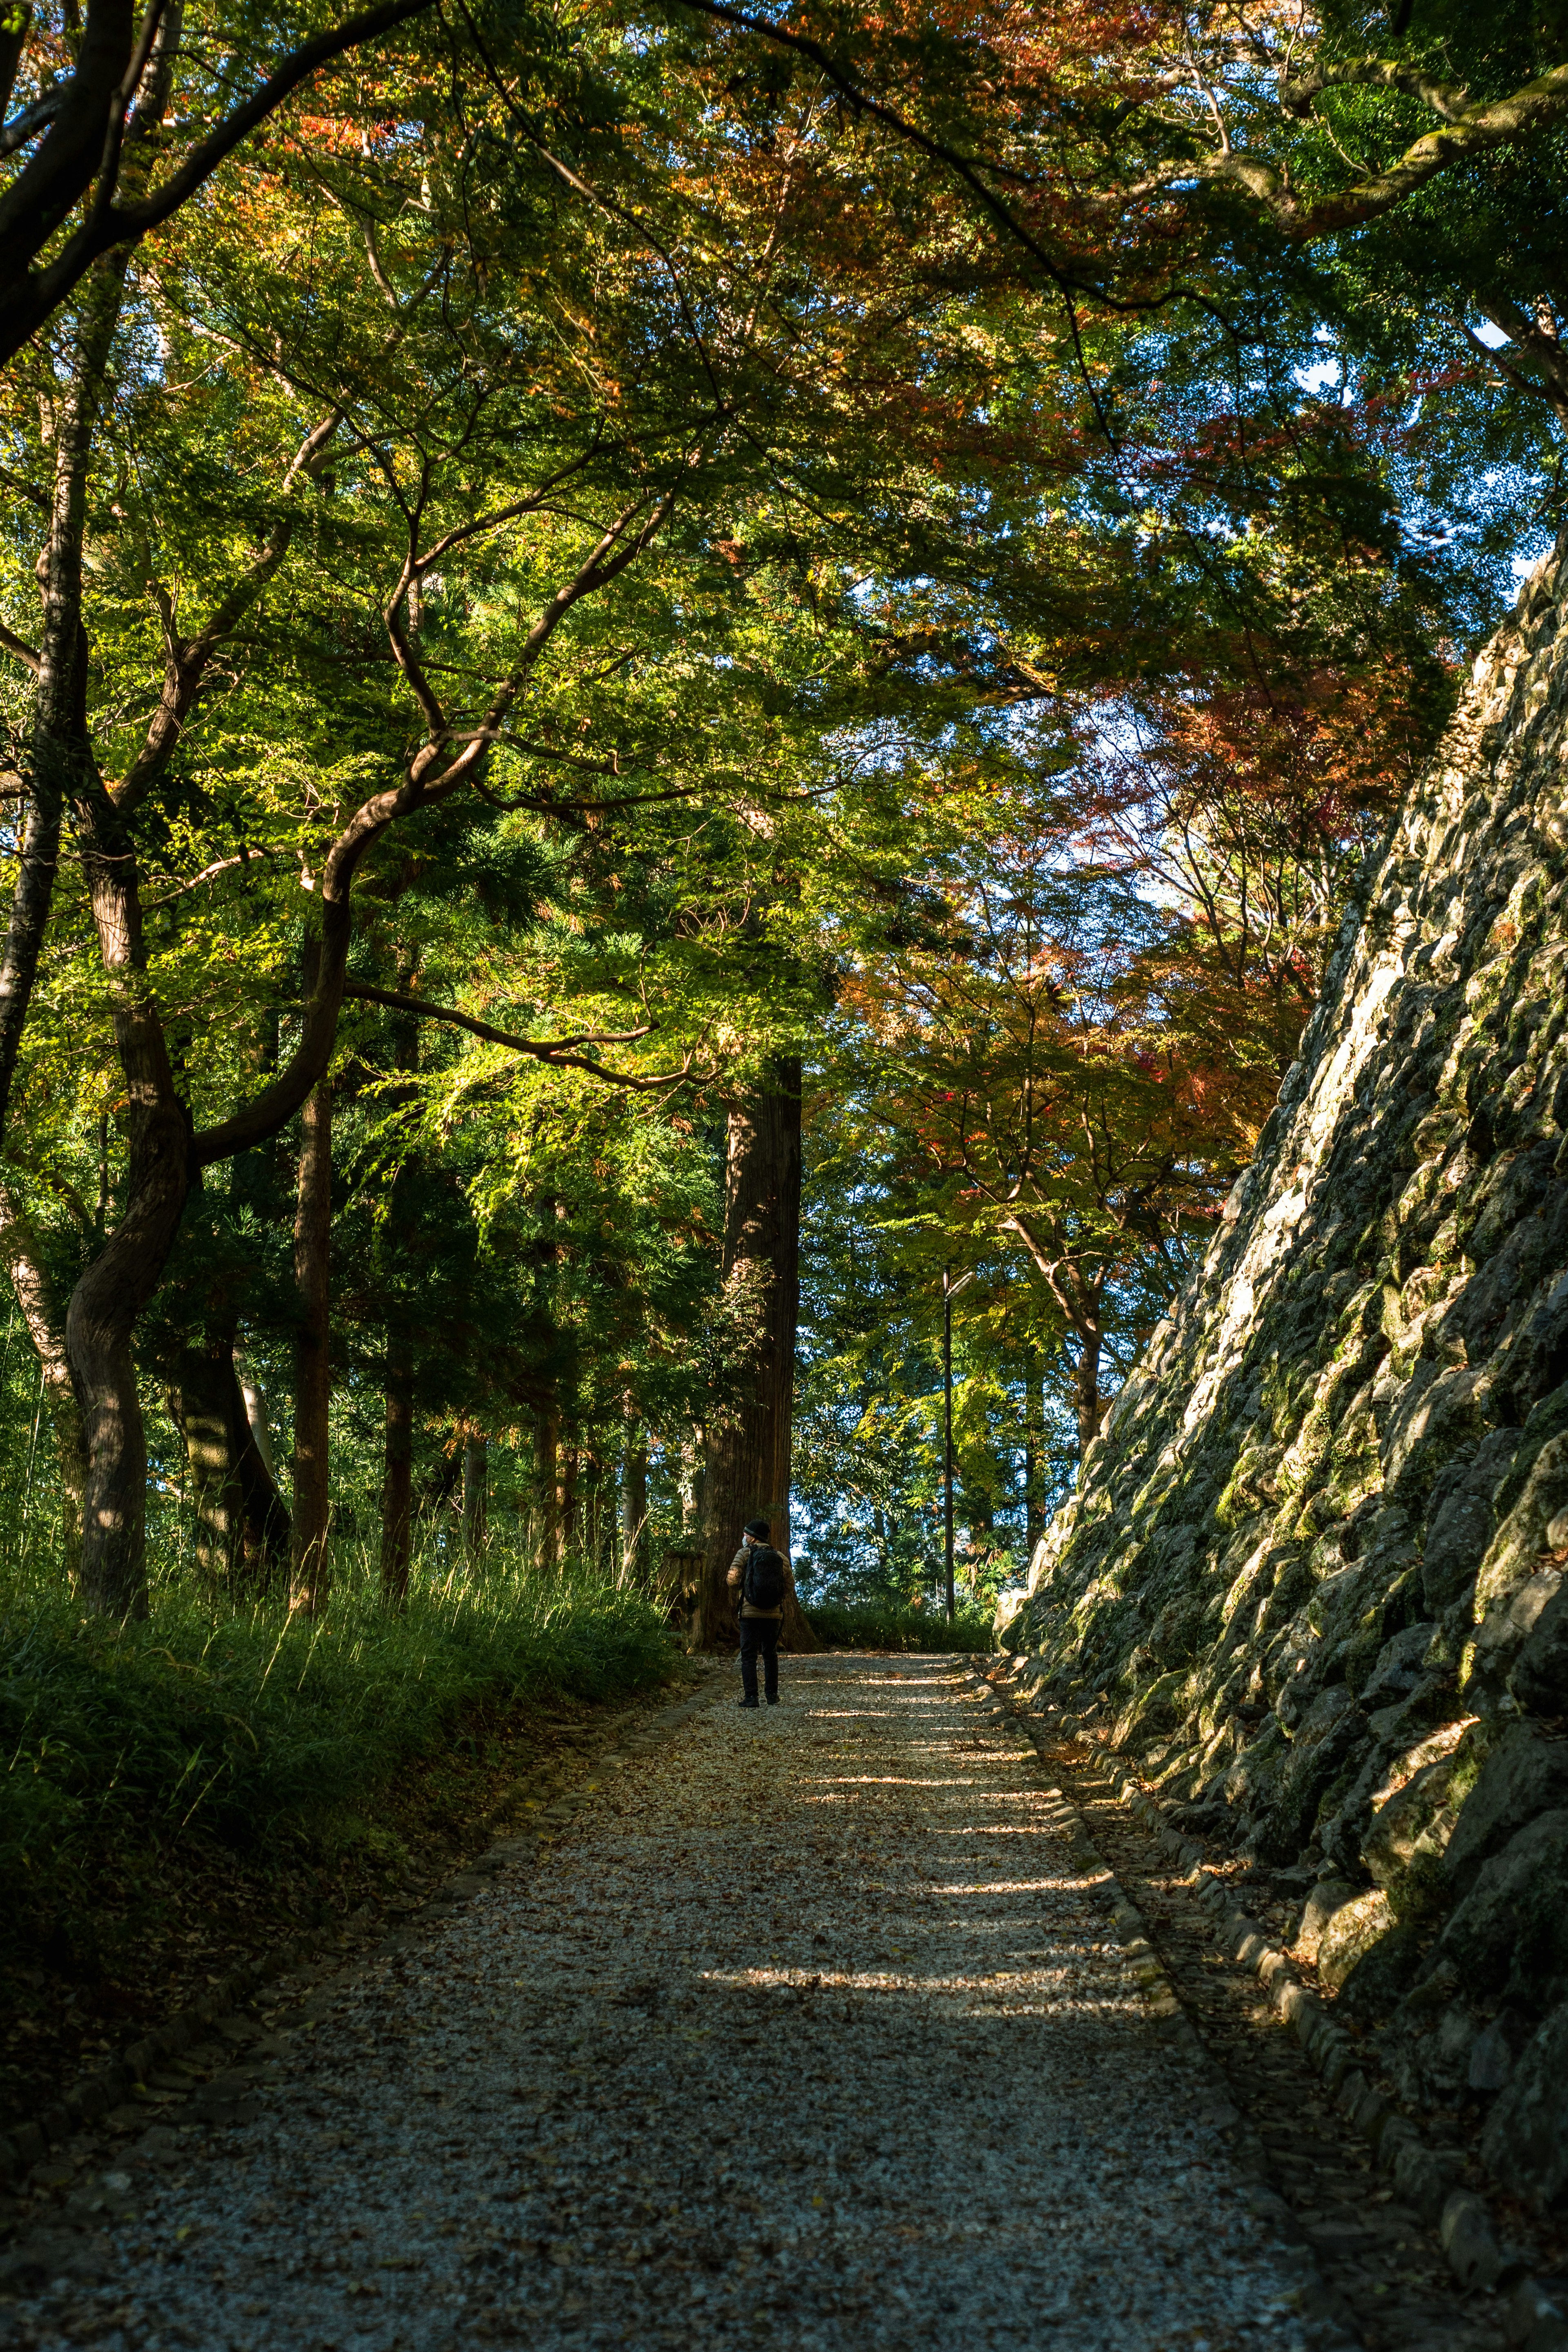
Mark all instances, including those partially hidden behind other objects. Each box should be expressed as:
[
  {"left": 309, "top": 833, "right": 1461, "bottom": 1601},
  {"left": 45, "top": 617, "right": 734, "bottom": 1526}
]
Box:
[{"left": 697, "top": 1061, "right": 820, "bottom": 1650}]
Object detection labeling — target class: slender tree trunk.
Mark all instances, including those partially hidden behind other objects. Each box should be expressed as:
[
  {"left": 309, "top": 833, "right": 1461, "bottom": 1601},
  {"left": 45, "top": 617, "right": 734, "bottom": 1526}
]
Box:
[
  {"left": 699, "top": 1058, "right": 820, "bottom": 1654},
  {"left": 557, "top": 1440, "right": 577, "bottom": 1567},
  {"left": 236, "top": 1362, "right": 278, "bottom": 1479},
  {"left": 537, "top": 1401, "right": 560, "bottom": 1568},
  {"left": 680, "top": 1427, "right": 702, "bottom": 1534},
  {"left": 620, "top": 1413, "right": 648, "bottom": 1587},
  {"left": 95, "top": 1113, "right": 110, "bottom": 1235},
  {"left": 0, "top": 250, "right": 128, "bottom": 1149},
  {"left": 232, "top": 1371, "right": 290, "bottom": 1584},
  {"left": 32, "top": 256, "right": 164, "bottom": 1623},
  {"left": 176, "top": 1331, "right": 244, "bottom": 1586},
  {"left": 381, "top": 1334, "right": 414, "bottom": 1604},
  {"left": 290, "top": 1074, "right": 332, "bottom": 1613},
  {"left": 1025, "top": 1360, "right": 1047, "bottom": 1552},
  {"left": 462, "top": 1431, "right": 488, "bottom": 1565},
  {"left": 45, "top": 25, "right": 190, "bottom": 1621},
  {"left": 583, "top": 1449, "right": 601, "bottom": 1574},
  {"left": 1074, "top": 1324, "right": 1103, "bottom": 1453},
  {"left": 0, "top": 1182, "right": 87, "bottom": 1582}
]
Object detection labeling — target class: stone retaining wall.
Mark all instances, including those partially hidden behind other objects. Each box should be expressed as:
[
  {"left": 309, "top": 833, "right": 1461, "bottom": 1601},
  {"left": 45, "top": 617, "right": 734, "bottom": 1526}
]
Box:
[{"left": 1012, "top": 539, "right": 1568, "bottom": 2215}]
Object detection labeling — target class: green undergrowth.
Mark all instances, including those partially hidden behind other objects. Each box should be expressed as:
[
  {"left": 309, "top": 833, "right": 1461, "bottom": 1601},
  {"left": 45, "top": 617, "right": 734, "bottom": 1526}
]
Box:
[
  {"left": 0, "top": 1545, "right": 673, "bottom": 1966},
  {"left": 806, "top": 1597, "right": 995, "bottom": 1652}
]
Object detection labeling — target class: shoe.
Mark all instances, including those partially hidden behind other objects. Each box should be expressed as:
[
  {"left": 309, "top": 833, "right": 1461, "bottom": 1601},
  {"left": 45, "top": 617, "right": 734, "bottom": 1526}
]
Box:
[
  {"left": 765, "top": 1696, "right": 779, "bottom": 1706},
  {"left": 737, "top": 1697, "right": 759, "bottom": 1710}
]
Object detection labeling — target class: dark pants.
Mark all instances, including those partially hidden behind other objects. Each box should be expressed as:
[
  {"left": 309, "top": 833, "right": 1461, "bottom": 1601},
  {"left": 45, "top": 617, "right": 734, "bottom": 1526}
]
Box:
[{"left": 739, "top": 1614, "right": 780, "bottom": 1703}]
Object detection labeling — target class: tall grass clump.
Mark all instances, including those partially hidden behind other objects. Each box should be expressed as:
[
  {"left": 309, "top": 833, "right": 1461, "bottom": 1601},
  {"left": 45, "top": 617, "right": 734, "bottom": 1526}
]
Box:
[
  {"left": 0, "top": 1538, "right": 673, "bottom": 1961},
  {"left": 804, "top": 1596, "right": 994, "bottom": 1652}
]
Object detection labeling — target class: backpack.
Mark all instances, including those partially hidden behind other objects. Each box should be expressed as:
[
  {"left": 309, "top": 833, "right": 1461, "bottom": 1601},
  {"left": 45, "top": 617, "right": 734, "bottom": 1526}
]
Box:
[{"left": 743, "top": 1543, "right": 787, "bottom": 1611}]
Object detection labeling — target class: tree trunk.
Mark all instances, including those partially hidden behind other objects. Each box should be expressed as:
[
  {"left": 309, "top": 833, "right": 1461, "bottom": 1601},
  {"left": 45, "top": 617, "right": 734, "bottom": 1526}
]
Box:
[
  {"left": 537, "top": 1401, "right": 560, "bottom": 1568},
  {"left": 66, "top": 1046, "right": 190, "bottom": 1621},
  {"left": 236, "top": 1361, "right": 278, "bottom": 1481},
  {"left": 462, "top": 1431, "right": 488, "bottom": 1565},
  {"left": 583, "top": 1449, "right": 601, "bottom": 1574},
  {"left": 291, "top": 1073, "right": 332, "bottom": 1613},
  {"left": 232, "top": 1371, "right": 290, "bottom": 1585},
  {"left": 557, "top": 1441, "right": 578, "bottom": 1567},
  {"left": 680, "top": 1427, "right": 702, "bottom": 1534},
  {"left": 381, "top": 1334, "right": 414, "bottom": 1604},
  {"left": 176, "top": 1325, "right": 291, "bottom": 1590},
  {"left": 31, "top": 254, "right": 165, "bottom": 1623},
  {"left": 620, "top": 1416, "right": 648, "bottom": 1587},
  {"left": 0, "top": 251, "right": 127, "bottom": 1151},
  {"left": 1025, "top": 1361, "right": 1047, "bottom": 1552},
  {"left": 0, "top": 1181, "right": 86, "bottom": 1582},
  {"left": 698, "top": 1058, "right": 821, "bottom": 1654},
  {"left": 1074, "top": 1325, "right": 1103, "bottom": 1454},
  {"left": 39, "top": 39, "right": 191, "bottom": 1622}
]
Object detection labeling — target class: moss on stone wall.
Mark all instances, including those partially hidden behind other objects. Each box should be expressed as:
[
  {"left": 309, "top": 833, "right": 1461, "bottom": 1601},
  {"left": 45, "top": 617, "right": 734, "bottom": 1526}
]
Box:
[{"left": 1009, "top": 542, "right": 1568, "bottom": 2212}]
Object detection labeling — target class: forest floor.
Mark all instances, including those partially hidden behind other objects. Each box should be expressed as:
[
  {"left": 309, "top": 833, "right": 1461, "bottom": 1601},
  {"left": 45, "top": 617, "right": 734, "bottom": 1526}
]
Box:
[
  {"left": 0, "top": 1656, "right": 1515, "bottom": 2352},
  {"left": 0, "top": 1663, "right": 704, "bottom": 2137}
]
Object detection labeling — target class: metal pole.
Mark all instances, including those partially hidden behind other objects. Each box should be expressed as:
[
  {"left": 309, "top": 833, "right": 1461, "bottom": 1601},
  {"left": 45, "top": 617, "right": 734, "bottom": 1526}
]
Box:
[{"left": 943, "top": 1276, "right": 955, "bottom": 1624}]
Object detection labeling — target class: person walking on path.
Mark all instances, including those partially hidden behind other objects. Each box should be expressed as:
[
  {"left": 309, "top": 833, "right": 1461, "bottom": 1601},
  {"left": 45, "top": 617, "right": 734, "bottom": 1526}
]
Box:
[{"left": 727, "top": 1515, "right": 795, "bottom": 1708}]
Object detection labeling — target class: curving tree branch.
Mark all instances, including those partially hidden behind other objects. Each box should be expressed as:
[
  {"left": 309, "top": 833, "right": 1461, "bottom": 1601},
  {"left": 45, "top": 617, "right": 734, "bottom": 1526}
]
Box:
[{"left": 0, "top": 0, "right": 437, "bottom": 367}]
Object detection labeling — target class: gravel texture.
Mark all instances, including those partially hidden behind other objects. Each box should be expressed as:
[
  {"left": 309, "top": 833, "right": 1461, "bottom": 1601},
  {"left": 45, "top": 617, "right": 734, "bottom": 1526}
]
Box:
[
  {"left": 1002, "top": 1692, "right": 1515, "bottom": 2352},
  {"left": 0, "top": 1656, "right": 1347, "bottom": 2351}
]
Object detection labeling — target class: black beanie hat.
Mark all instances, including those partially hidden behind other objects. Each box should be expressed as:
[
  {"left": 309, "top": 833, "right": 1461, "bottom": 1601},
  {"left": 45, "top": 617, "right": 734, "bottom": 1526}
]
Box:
[{"left": 743, "top": 1516, "right": 771, "bottom": 1539}]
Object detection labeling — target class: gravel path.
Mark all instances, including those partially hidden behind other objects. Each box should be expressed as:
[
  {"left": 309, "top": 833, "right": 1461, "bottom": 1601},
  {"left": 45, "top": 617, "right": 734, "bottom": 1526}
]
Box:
[{"left": 2, "top": 1656, "right": 1343, "bottom": 2352}]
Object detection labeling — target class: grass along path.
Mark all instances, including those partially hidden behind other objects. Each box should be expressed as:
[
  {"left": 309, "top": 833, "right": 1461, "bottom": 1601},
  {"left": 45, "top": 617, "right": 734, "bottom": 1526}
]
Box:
[
  {"left": 0, "top": 1562, "right": 676, "bottom": 2130},
  {"left": 2, "top": 1655, "right": 1358, "bottom": 2351}
]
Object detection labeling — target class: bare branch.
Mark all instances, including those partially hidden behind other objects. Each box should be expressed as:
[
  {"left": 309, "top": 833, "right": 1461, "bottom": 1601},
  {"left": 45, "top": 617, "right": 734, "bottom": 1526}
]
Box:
[
  {"left": 0, "top": 620, "right": 40, "bottom": 674},
  {"left": 0, "top": 86, "right": 64, "bottom": 159},
  {"left": 341, "top": 980, "right": 693, "bottom": 1092}
]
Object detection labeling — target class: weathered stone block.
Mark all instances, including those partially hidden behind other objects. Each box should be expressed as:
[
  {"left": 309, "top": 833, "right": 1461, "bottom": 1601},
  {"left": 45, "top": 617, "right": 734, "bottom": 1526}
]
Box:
[
  {"left": 1319, "top": 1888, "right": 1394, "bottom": 1991},
  {"left": 1294, "top": 1877, "right": 1358, "bottom": 1963},
  {"left": 1511, "top": 1579, "right": 1568, "bottom": 1715},
  {"left": 1481, "top": 2000, "right": 1568, "bottom": 2211},
  {"left": 1443, "top": 1721, "right": 1568, "bottom": 1895},
  {"left": 1337, "top": 1921, "right": 1425, "bottom": 2021},
  {"left": 1432, "top": 1807, "right": 1568, "bottom": 2001},
  {"left": 1363, "top": 1717, "right": 1482, "bottom": 1917}
]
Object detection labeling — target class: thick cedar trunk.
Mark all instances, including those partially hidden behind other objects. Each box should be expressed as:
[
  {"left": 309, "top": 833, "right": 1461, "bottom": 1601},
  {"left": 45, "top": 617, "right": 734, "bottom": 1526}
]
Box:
[
  {"left": 0, "top": 1182, "right": 87, "bottom": 1581},
  {"left": 698, "top": 1059, "right": 821, "bottom": 1654},
  {"left": 381, "top": 1335, "right": 413, "bottom": 1603},
  {"left": 291, "top": 1075, "right": 332, "bottom": 1612},
  {"left": 462, "top": 1433, "right": 488, "bottom": 1564}
]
